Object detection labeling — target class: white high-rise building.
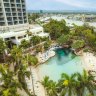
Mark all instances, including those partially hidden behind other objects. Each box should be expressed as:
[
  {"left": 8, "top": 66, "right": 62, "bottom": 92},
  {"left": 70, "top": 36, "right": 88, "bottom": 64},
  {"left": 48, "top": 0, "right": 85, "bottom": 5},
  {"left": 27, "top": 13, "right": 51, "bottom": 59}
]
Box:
[
  {"left": 0, "top": 0, "right": 49, "bottom": 49},
  {"left": 0, "top": 0, "right": 28, "bottom": 26}
]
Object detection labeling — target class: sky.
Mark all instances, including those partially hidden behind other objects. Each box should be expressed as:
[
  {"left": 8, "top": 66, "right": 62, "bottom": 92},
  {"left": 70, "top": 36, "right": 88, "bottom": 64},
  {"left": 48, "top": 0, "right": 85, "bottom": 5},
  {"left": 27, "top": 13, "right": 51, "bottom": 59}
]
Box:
[{"left": 26, "top": 0, "right": 96, "bottom": 11}]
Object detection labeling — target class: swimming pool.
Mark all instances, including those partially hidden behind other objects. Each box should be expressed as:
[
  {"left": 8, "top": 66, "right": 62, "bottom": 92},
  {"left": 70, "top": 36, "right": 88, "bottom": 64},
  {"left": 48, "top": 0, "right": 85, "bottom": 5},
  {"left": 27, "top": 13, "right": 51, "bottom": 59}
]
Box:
[{"left": 38, "top": 48, "right": 84, "bottom": 81}]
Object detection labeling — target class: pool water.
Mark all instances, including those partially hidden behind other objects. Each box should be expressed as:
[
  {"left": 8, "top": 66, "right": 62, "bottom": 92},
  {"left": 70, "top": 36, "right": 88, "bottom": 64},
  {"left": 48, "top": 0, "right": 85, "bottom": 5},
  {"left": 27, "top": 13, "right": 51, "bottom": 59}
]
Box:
[{"left": 38, "top": 48, "right": 84, "bottom": 81}]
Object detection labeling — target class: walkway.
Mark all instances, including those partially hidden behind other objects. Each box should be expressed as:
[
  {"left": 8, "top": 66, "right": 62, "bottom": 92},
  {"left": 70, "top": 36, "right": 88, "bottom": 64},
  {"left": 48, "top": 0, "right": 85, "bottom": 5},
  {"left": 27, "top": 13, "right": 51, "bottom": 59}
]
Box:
[{"left": 26, "top": 67, "right": 45, "bottom": 96}]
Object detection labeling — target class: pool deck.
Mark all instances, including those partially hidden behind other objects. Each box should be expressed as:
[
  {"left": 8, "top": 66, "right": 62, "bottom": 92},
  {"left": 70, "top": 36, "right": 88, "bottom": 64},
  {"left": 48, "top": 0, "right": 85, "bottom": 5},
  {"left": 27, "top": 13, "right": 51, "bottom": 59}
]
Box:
[
  {"left": 82, "top": 52, "right": 96, "bottom": 71},
  {"left": 37, "top": 50, "right": 55, "bottom": 64}
]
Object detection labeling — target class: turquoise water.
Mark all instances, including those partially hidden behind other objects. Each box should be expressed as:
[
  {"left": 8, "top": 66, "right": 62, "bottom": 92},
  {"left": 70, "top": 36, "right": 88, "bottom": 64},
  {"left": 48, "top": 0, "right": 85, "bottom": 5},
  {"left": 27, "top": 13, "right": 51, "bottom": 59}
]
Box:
[{"left": 38, "top": 48, "right": 84, "bottom": 81}]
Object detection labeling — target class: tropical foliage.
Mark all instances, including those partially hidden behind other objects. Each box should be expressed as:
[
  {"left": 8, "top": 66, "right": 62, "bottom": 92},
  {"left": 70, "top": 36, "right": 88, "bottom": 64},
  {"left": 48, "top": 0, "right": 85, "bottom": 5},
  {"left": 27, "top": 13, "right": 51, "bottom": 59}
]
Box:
[
  {"left": 43, "top": 19, "right": 70, "bottom": 40},
  {"left": 41, "top": 70, "right": 96, "bottom": 96},
  {"left": 71, "top": 40, "right": 85, "bottom": 50},
  {"left": 44, "top": 40, "right": 51, "bottom": 50},
  {"left": 57, "top": 34, "right": 72, "bottom": 46},
  {"left": 20, "top": 39, "right": 30, "bottom": 49},
  {"left": 0, "top": 38, "right": 7, "bottom": 62},
  {"left": 0, "top": 46, "right": 38, "bottom": 96},
  {"left": 0, "top": 64, "right": 22, "bottom": 96},
  {"left": 57, "top": 24, "right": 96, "bottom": 52},
  {"left": 28, "top": 13, "right": 40, "bottom": 23},
  {"left": 30, "top": 36, "right": 41, "bottom": 46}
]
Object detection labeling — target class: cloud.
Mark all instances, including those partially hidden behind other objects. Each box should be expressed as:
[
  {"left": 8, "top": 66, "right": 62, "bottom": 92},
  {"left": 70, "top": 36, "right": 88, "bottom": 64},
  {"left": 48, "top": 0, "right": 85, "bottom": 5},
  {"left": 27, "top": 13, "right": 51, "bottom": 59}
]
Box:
[
  {"left": 26, "top": 0, "right": 96, "bottom": 10},
  {"left": 55, "top": 0, "right": 96, "bottom": 9}
]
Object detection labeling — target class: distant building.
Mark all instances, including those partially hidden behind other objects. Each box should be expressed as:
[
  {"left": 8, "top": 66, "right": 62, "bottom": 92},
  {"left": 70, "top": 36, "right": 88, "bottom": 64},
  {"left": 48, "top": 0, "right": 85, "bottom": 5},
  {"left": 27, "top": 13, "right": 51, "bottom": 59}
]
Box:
[{"left": 84, "top": 15, "right": 96, "bottom": 22}]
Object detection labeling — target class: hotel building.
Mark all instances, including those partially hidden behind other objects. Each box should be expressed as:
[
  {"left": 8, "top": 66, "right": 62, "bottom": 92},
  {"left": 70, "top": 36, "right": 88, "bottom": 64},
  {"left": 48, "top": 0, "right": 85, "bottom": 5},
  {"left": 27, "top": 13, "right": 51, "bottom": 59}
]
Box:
[
  {"left": 0, "top": 0, "right": 49, "bottom": 48},
  {"left": 0, "top": 0, "right": 28, "bottom": 26}
]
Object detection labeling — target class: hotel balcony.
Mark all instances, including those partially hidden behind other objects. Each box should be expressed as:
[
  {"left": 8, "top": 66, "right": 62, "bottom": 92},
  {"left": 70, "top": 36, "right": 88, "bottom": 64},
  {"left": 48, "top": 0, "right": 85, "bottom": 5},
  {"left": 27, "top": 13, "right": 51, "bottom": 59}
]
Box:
[
  {"left": 11, "top": 4, "right": 15, "bottom": 8},
  {"left": 13, "top": 18, "right": 18, "bottom": 21},
  {"left": 0, "top": 17, "right": 5, "bottom": 21},
  {"left": 21, "top": 0, "right": 25, "bottom": 4},
  {"left": 0, "top": 13, "right": 4, "bottom": 17},
  {"left": 0, "top": 5, "right": 2, "bottom": 8},
  {"left": 16, "top": 4, "right": 21, "bottom": 7},
  {"left": 3, "top": 0, "right": 9, "bottom": 3},
  {"left": 5, "top": 8, "right": 11, "bottom": 13},
  {"left": 12, "top": 13, "right": 17, "bottom": 16},
  {"left": 14, "top": 21, "right": 18, "bottom": 25},
  {"left": 8, "top": 22, "right": 13, "bottom": 25},
  {"left": 19, "top": 21, "right": 23, "bottom": 24},
  {"left": 0, "top": 8, "right": 2, "bottom": 12},
  {"left": 4, "top": 3, "right": 10, "bottom": 8},
  {"left": 23, "top": 13, "right": 27, "bottom": 17},
  {"left": 16, "top": 0, "right": 20, "bottom": 3},
  {"left": 7, "top": 18, "right": 13, "bottom": 23},
  {"left": 18, "top": 13, "right": 22, "bottom": 16},
  {"left": 10, "top": 0, "right": 15, "bottom": 3},
  {"left": 6, "top": 13, "right": 12, "bottom": 17},
  {"left": 12, "top": 9, "right": 16, "bottom": 13},
  {"left": 0, "top": 22, "right": 5, "bottom": 26},
  {"left": 24, "top": 20, "right": 27, "bottom": 23},
  {"left": 22, "top": 5, "right": 25, "bottom": 8}
]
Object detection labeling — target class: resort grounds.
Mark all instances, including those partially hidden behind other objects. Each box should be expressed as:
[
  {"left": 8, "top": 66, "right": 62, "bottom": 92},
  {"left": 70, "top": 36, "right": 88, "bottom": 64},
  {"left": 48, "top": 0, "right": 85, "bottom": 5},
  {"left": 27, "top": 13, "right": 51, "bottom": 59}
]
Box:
[{"left": 26, "top": 49, "right": 96, "bottom": 96}]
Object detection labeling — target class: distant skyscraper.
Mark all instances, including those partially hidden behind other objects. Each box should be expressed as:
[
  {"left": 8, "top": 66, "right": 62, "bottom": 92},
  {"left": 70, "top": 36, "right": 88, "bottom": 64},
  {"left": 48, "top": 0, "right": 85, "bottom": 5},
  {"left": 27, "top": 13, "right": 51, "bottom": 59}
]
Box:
[
  {"left": 0, "top": 0, "right": 28, "bottom": 26},
  {"left": 40, "top": 10, "right": 43, "bottom": 13}
]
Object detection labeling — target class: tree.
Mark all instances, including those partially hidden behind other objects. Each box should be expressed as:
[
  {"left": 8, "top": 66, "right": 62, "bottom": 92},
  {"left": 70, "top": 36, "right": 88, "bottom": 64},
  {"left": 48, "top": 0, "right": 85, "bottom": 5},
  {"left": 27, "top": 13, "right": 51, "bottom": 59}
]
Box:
[
  {"left": 83, "top": 29, "right": 96, "bottom": 47},
  {"left": 76, "top": 70, "right": 95, "bottom": 96},
  {"left": 10, "top": 46, "right": 23, "bottom": 71},
  {"left": 41, "top": 76, "right": 57, "bottom": 96},
  {"left": 30, "top": 36, "right": 41, "bottom": 46},
  {"left": 58, "top": 73, "right": 77, "bottom": 96},
  {"left": 43, "top": 19, "right": 69, "bottom": 40},
  {"left": 20, "top": 39, "right": 30, "bottom": 49},
  {"left": 0, "top": 38, "right": 6, "bottom": 54},
  {"left": 35, "top": 45, "right": 43, "bottom": 53},
  {"left": 41, "top": 70, "right": 96, "bottom": 96},
  {"left": 0, "top": 38, "right": 6, "bottom": 62},
  {"left": 57, "top": 34, "right": 72, "bottom": 46},
  {"left": 28, "top": 13, "right": 40, "bottom": 23},
  {"left": 71, "top": 40, "right": 85, "bottom": 50},
  {"left": 26, "top": 54, "right": 38, "bottom": 66},
  {"left": 17, "top": 63, "right": 31, "bottom": 96},
  {"left": 10, "top": 46, "right": 32, "bottom": 96},
  {"left": 24, "top": 54, "right": 38, "bottom": 96},
  {"left": 0, "top": 64, "right": 22, "bottom": 96},
  {"left": 44, "top": 40, "right": 51, "bottom": 50}
]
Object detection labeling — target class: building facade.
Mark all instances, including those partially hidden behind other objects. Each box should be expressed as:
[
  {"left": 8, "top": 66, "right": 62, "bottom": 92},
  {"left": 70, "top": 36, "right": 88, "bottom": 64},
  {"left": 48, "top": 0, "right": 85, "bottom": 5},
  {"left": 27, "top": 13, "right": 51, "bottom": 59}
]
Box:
[
  {"left": 0, "top": 0, "right": 28, "bottom": 26},
  {"left": 0, "top": 0, "right": 49, "bottom": 50}
]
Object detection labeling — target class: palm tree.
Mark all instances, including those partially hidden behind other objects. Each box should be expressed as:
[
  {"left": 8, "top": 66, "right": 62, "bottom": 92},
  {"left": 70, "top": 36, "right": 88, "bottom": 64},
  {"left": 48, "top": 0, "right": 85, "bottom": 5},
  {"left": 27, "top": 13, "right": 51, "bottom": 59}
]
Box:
[
  {"left": 24, "top": 54, "right": 38, "bottom": 96},
  {"left": 10, "top": 46, "right": 32, "bottom": 96},
  {"left": 20, "top": 39, "right": 30, "bottom": 49},
  {"left": 41, "top": 76, "right": 57, "bottom": 96},
  {"left": 10, "top": 46, "right": 23, "bottom": 71},
  {"left": 30, "top": 36, "right": 41, "bottom": 46},
  {"left": 0, "top": 64, "right": 22, "bottom": 96},
  {"left": 17, "top": 63, "right": 31, "bottom": 96},
  {"left": 58, "top": 73, "right": 77, "bottom": 96},
  {"left": 76, "top": 70, "right": 95, "bottom": 96},
  {"left": 41, "top": 76, "right": 50, "bottom": 89},
  {"left": 0, "top": 38, "right": 7, "bottom": 62},
  {"left": 47, "top": 80, "right": 57, "bottom": 96}
]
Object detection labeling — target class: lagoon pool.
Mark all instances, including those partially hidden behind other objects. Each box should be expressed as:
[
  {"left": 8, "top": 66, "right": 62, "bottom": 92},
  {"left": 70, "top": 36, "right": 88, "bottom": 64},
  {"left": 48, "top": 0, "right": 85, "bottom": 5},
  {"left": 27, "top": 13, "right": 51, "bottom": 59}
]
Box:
[{"left": 38, "top": 48, "right": 84, "bottom": 81}]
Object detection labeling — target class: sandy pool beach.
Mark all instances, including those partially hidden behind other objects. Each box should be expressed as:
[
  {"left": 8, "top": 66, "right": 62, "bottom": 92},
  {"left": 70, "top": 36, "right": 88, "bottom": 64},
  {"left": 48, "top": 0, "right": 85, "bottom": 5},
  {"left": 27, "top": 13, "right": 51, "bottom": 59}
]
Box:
[{"left": 82, "top": 52, "right": 96, "bottom": 71}]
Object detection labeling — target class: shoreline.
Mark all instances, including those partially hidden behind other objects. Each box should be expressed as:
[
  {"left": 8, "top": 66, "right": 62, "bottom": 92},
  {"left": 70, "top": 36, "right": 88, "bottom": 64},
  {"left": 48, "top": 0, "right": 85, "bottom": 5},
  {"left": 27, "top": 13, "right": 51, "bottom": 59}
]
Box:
[{"left": 81, "top": 52, "right": 96, "bottom": 72}]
